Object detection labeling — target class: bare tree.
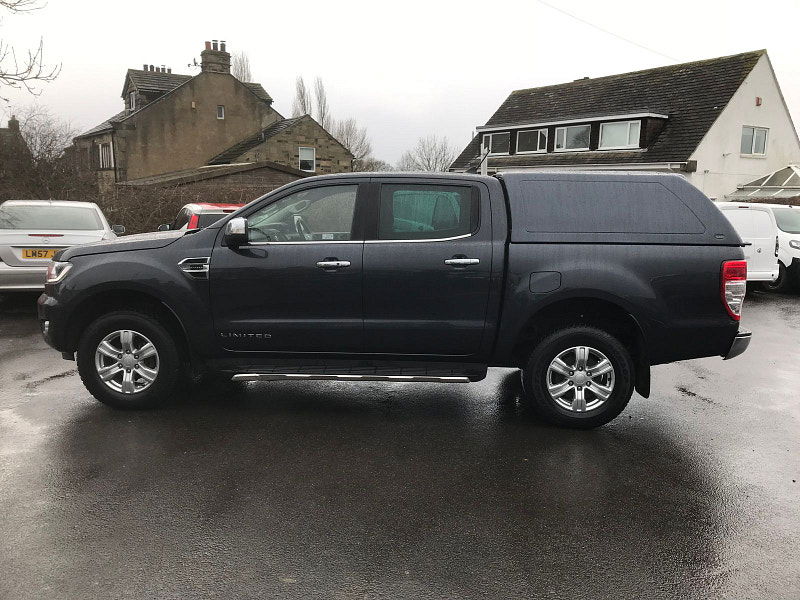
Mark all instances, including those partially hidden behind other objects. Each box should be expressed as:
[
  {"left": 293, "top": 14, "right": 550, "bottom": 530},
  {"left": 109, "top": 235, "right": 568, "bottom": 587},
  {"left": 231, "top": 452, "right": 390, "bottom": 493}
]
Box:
[
  {"left": 230, "top": 51, "right": 252, "bottom": 82},
  {"left": 313, "top": 77, "right": 330, "bottom": 129},
  {"left": 292, "top": 76, "right": 312, "bottom": 117},
  {"left": 11, "top": 104, "right": 76, "bottom": 161},
  {"left": 333, "top": 117, "right": 372, "bottom": 168},
  {"left": 0, "top": 1, "right": 60, "bottom": 100},
  {"left": 396, "top": 135, "right": 457, "bottom": 172},
  {"left": 356, "top": 157, "right": 393, "bottom": 172}
]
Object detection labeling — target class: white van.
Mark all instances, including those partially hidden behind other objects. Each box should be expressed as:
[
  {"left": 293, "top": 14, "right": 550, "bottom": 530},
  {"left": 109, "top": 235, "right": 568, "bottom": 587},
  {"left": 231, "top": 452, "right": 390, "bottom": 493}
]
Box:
[
  {"left": 748, "top": 204, "right": 800, "bottom": 292},
  {"left": 716, "top": 203, "right": 780, "bottom": 283}
]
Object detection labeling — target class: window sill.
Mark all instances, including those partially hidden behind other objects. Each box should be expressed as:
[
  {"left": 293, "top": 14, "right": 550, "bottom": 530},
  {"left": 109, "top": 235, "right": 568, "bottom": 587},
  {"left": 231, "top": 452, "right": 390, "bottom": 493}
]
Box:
[
  {"left": 740, "top": 154, "right": 767, "bottom": 159},
  {"left": 515, "top": 150, "right": 547, "bottom": 155}
]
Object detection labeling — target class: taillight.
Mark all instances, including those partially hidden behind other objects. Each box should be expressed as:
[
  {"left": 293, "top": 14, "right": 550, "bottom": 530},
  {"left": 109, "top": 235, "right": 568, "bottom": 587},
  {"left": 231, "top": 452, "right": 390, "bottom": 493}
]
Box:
[
  {"left": 721, "top": 260, "right": 747, "bottom": 320},
  {"left": 188, "top": 214, "right": 199, "bottom": 229}
]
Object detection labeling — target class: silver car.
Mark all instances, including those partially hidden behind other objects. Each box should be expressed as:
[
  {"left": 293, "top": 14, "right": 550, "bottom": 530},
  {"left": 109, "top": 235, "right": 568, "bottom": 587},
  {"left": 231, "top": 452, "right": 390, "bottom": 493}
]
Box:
[{"left": 0, "top": 200, "right": 123, "bottom": 292}]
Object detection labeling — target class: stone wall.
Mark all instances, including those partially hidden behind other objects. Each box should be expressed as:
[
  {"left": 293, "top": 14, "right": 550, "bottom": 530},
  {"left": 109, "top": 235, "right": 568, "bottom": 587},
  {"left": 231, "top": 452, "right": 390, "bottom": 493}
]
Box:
[{"left": 236, "top": 116, "right": 352, "bottom": 174}]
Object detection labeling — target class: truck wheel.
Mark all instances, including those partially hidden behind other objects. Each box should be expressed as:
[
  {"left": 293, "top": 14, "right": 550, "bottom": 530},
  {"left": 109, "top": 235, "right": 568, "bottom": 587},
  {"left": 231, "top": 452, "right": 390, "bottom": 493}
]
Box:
[
  {"left": 77, "top": 310, "right": 183, "bottom": 409},
  {"left": 522, "top": 326, "right": 635, "bottom": 428},
  {"left": 762, "top": 262, "right": 794, "bottom": 293}
]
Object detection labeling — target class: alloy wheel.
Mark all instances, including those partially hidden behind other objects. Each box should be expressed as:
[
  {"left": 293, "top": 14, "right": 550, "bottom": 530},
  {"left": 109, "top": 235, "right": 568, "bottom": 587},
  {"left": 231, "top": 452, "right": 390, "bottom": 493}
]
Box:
[
  {"left": 94, "top": 329, "right": 160, "bottom": 394},
  {"left": 546, "top": 345, "right": 615, "bottom": 412}
]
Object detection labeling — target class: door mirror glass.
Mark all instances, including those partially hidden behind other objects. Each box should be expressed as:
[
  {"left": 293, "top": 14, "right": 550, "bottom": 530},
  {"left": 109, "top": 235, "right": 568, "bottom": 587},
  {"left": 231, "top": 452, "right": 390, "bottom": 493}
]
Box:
[
  {"left": 224, "top": 217, "right": 248, "bottom": 247},
  {"left": 112, "top": 224, "right": 126, "bottom": 234},
  {"left": 157, "top": 223, "right": 171, "bottom": 231}
]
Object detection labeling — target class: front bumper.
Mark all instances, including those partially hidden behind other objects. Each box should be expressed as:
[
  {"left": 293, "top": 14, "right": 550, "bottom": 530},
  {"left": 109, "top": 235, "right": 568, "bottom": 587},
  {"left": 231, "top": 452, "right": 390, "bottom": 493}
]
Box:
[
  {"left": 0, "top": 262, "right": 46, "bottom": 291},
  {"left": 724, "top": 329, "right": 751, "bottom": 360},
  {"left": 37, "top": 292, "right": 68, "bottom": 352}
]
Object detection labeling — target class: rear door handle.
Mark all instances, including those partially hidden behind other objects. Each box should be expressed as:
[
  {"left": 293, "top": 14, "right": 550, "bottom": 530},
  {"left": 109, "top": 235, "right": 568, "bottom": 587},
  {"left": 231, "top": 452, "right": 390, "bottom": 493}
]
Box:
[
  {"left": 444, "top": 258, "right": 480, "bottom": 266},
  {"left": 316, "top": 259, "right": 351, "bottom": 269}
]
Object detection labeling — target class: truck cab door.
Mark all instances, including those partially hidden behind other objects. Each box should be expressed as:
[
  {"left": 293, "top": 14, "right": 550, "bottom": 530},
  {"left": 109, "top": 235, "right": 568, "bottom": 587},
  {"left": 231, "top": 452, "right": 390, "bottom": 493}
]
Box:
[
  {"left": 361, "top": 180, "right": 493, "bottom": 357},
  {"left": 209, "top": 181, "right": 366, "bottom": 353}
]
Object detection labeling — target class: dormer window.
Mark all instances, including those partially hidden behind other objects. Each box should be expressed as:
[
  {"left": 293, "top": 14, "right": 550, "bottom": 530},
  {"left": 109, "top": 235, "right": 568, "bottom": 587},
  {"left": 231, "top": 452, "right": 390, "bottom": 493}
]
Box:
[
  {"left": 482, "top": 132, "right": 510, "bottom": 155},
  {"left": 517, "top": 129, "right": 547, "bottom": 153},
  {"left": 555, "top": 125, "right": 590, "bottom": 151},
  {"left": 599, "top": 120, "right": 641, "bottom": 150}
]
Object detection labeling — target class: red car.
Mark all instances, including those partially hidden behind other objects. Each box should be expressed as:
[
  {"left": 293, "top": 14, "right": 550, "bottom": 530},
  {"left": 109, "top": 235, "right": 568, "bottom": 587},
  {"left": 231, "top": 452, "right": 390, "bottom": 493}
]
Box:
[{"left": 160, "top": 203, "right": 245, "bottom": 231}]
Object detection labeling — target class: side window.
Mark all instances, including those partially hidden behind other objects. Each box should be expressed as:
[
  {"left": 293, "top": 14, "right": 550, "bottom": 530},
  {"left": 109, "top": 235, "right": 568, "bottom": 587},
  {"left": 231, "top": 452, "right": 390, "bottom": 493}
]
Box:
[
  {"left": 378, "top": 184, "right": 477, "bottom": 240},
  {"left": 173, "top": 208, "right": 191, "bottom": 230},
  {"left": 247, "top": 185, "right": 357, "bottom": 243}
]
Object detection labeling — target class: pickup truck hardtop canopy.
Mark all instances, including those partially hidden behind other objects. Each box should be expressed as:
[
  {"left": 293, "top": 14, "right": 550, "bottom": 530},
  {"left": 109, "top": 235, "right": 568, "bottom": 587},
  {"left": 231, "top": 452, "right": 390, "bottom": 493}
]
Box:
[{"left": 498, "top": 171, "right": 742, "bottom": 247}]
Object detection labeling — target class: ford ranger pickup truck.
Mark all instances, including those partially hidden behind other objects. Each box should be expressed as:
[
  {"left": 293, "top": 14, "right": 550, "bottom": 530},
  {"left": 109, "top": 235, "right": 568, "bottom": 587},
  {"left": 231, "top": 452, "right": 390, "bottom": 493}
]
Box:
[{"left": 38, "top": 172, "right": 751, "bottom": 428}]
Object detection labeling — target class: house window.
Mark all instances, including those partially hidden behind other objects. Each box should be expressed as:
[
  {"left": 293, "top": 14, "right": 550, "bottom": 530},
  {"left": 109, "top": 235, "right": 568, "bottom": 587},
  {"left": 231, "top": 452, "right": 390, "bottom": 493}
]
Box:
[
  {"left": 741, "top": 126, "right": 768, "bottom": 156},
  {"left": 216, "top": 105, "right": 225, "bottom": 120},
  {"left": 129, "top": 92, "right": 136, "bottom": 112},
  {"left": 299, "top": 147, "right": 316, "bottom": 172},
  {"left": 599, "top": 120, "right": 641, "bottom": 149},
  {"left": 517, "top": 129, "right": 548, "bottom": 153},
  {"left": 555, "top": 124, "right": 591, "bottom": 151},
  {"left": 482, "top": 132, "right": 510, "bottom": 155},
  {"left": 98, "top": 142, "right": 113, "bottom": 169}
]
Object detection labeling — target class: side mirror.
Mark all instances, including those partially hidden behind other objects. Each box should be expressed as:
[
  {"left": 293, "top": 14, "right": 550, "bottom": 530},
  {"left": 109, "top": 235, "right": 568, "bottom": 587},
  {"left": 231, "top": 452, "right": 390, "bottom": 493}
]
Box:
[
  {"left": 224, "top": 217, "right": 248, "bottom": 248},
  {"left": 157, "top": 223, "right": 171, "bottom": 231},
  {"left": 112, "top": 224, "right": 126, "bottom": 235}
]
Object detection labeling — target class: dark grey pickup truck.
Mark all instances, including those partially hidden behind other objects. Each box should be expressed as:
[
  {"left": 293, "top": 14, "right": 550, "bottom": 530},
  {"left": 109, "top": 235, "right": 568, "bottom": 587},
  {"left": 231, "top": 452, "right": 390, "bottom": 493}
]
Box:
[{"left": 38, "top": 171, "right": 750, "bottom": 428}]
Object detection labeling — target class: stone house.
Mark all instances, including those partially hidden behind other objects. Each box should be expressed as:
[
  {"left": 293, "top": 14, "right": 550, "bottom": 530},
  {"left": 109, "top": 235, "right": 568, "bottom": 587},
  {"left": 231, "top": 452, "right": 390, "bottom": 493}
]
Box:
[
  {"left": 451, "top": 50, "right": 800, "bottom": 201},
  {"left": 72, "top": 41, "right": 353, "bottom": 193}
]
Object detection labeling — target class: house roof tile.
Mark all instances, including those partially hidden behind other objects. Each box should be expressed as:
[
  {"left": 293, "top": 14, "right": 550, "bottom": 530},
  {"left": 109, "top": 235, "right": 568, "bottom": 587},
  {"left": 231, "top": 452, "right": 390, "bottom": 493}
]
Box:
[
  {"left": 207, "top": 117, "right": 303, "bottom": 165},
  {"left": 451, "top": 50, "right": 765, "bottom": 170}
]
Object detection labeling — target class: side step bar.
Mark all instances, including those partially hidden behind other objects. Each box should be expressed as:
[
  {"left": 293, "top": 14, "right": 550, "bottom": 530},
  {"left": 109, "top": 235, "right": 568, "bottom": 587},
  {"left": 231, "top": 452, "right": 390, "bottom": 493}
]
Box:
[{"left": 231, "top": 373, "right": 472, "bottom": 383}]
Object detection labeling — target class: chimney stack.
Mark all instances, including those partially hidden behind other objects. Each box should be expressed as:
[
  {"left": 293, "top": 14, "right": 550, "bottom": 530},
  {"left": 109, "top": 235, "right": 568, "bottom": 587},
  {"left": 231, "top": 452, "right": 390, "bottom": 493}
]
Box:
[
  {"left": 8, "top": 115, "right": 19, "bottom": 132},
  {"left": 200, "top": 39, "right": 231, "bottom": 74}
]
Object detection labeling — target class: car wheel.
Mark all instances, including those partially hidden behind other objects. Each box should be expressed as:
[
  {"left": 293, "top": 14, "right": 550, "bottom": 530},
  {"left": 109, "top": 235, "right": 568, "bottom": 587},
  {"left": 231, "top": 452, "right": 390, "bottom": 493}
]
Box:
[
  {"left": 77, "top": 310, "right": 183, "bottom": 409},
  {"left": 522, "top": 326, "right": 635, "bottom": 429},
  {"left": 762, "top": 262, "right": 795, "bottom": 293}
]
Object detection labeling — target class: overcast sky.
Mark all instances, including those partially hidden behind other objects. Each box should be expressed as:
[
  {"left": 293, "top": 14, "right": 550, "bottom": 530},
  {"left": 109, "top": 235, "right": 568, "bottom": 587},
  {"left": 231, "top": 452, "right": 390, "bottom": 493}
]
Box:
[{"left": 2, "top": 0, "right": 799, "bottom": 163}]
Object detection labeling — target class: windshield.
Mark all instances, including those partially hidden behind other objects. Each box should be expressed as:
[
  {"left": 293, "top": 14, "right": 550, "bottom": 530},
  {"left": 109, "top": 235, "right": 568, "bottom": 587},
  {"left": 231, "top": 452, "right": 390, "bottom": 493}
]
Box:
[
  {"left": 772, "top": 208, "right": 800, "bottom": 234},
  {"left": 0, "top": 205, "right": 103, "bottom": 230}
]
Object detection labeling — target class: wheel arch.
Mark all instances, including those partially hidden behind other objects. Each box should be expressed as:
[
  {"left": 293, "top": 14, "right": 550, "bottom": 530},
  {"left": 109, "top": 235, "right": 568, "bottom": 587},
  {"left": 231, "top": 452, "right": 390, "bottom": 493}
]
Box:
[
  {"left": 510, "top": 295, "right": 650, "bottom": 398},
  {"left": 64, "top": 288, "right": 194, "bottom": 368}
]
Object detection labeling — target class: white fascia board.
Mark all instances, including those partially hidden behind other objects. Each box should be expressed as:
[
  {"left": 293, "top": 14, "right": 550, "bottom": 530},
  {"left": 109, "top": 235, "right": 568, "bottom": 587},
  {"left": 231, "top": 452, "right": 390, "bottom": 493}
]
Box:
[
  {"left": 476, "top": 113, "right": 669, "bottom": 133},
  {"left": 491, "top": 162, "right": 685, "bottom": 172}
]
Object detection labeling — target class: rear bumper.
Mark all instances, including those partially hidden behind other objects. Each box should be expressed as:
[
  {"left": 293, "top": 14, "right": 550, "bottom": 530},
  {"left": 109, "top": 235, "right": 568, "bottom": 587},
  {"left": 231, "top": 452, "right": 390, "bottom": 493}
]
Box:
[
  {"left": 0, "top": 262, "right": 46, "bottom": 291},
  {"left": 747, "top": 269, "right": 779, "bottom": 282},
  {"left": 723, "top": 329, "right": 751, "bottom": 360}
]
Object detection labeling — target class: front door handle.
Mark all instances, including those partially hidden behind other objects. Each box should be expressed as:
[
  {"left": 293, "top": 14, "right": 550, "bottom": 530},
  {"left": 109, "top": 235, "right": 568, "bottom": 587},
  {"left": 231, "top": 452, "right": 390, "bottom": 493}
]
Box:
[
  {"left": 444, "top": 257, "right": 480, "bottom": 267},
  {"left": 316, "top": 259, "right": 351, "bottom": 269}
]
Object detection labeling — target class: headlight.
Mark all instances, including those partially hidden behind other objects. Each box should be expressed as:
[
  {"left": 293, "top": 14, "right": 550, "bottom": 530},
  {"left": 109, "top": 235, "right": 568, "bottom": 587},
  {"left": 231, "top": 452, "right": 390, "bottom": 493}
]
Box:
[
  {"left": 45, "top": 261, "right": 72, "bottom": 283},
  {"left": 789, "top": 240, "right": 800, "bottom": 250}
]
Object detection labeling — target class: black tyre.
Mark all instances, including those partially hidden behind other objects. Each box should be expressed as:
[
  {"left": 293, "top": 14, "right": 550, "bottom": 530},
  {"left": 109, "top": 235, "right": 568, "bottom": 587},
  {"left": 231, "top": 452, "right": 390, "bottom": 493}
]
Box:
[
  {"left": 77, "top": 310, "right": 183, "bottom": 409},
  {"left": 521, "top": 326, "right": 635, "bottom": 429},
  {"left": 762, "top": 262, "right": 795, "bottom": 293}
]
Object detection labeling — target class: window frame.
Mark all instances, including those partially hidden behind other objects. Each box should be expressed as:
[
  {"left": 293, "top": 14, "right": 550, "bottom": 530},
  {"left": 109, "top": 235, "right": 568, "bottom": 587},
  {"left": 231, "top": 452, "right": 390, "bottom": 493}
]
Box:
[
  {"left": 516, "top": 128, "right": 548, "bottom": 154},
  {"left": 482, "top": 132, "right": 511, "bottom": 156},
  {"left": 98, "top": 142, "right": 114, "bottom": 169},
  {"left": 216, "top": 105, "right": 225, "bottom": 120},
  {"left": 598, "top": 120, "right": 641, "bottom": 150},
  {"left": 298, "top": 146, "right": 316, "bottom": 172},
  {"left": 129, "top": 91, "right": 136, "bottom": 112},
  {"left": 239, "top": 182, "right": 362, "bottom": 246},
  {"left": 741, "top": 125, "right": 768, "bottom": 157},
  {"left": 554, "top": 124, "right": 591, "bottom": 152},
  {"left": 371, "top": 183, "right": 481, "bottom": 243}
]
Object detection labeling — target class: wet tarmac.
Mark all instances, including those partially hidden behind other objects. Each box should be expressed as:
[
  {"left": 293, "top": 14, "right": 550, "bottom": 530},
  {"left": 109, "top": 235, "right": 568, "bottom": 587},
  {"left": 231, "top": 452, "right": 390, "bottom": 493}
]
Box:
[{"left": 0, "top": 291, "right": 798, "bottom": 599}]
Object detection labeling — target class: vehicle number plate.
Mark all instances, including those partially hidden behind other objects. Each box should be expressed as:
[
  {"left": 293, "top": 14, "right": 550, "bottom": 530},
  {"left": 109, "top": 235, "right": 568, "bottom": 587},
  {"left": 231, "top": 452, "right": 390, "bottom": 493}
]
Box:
[{"left": 22, "top": 248, "right": 58, "bottom": 259}]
